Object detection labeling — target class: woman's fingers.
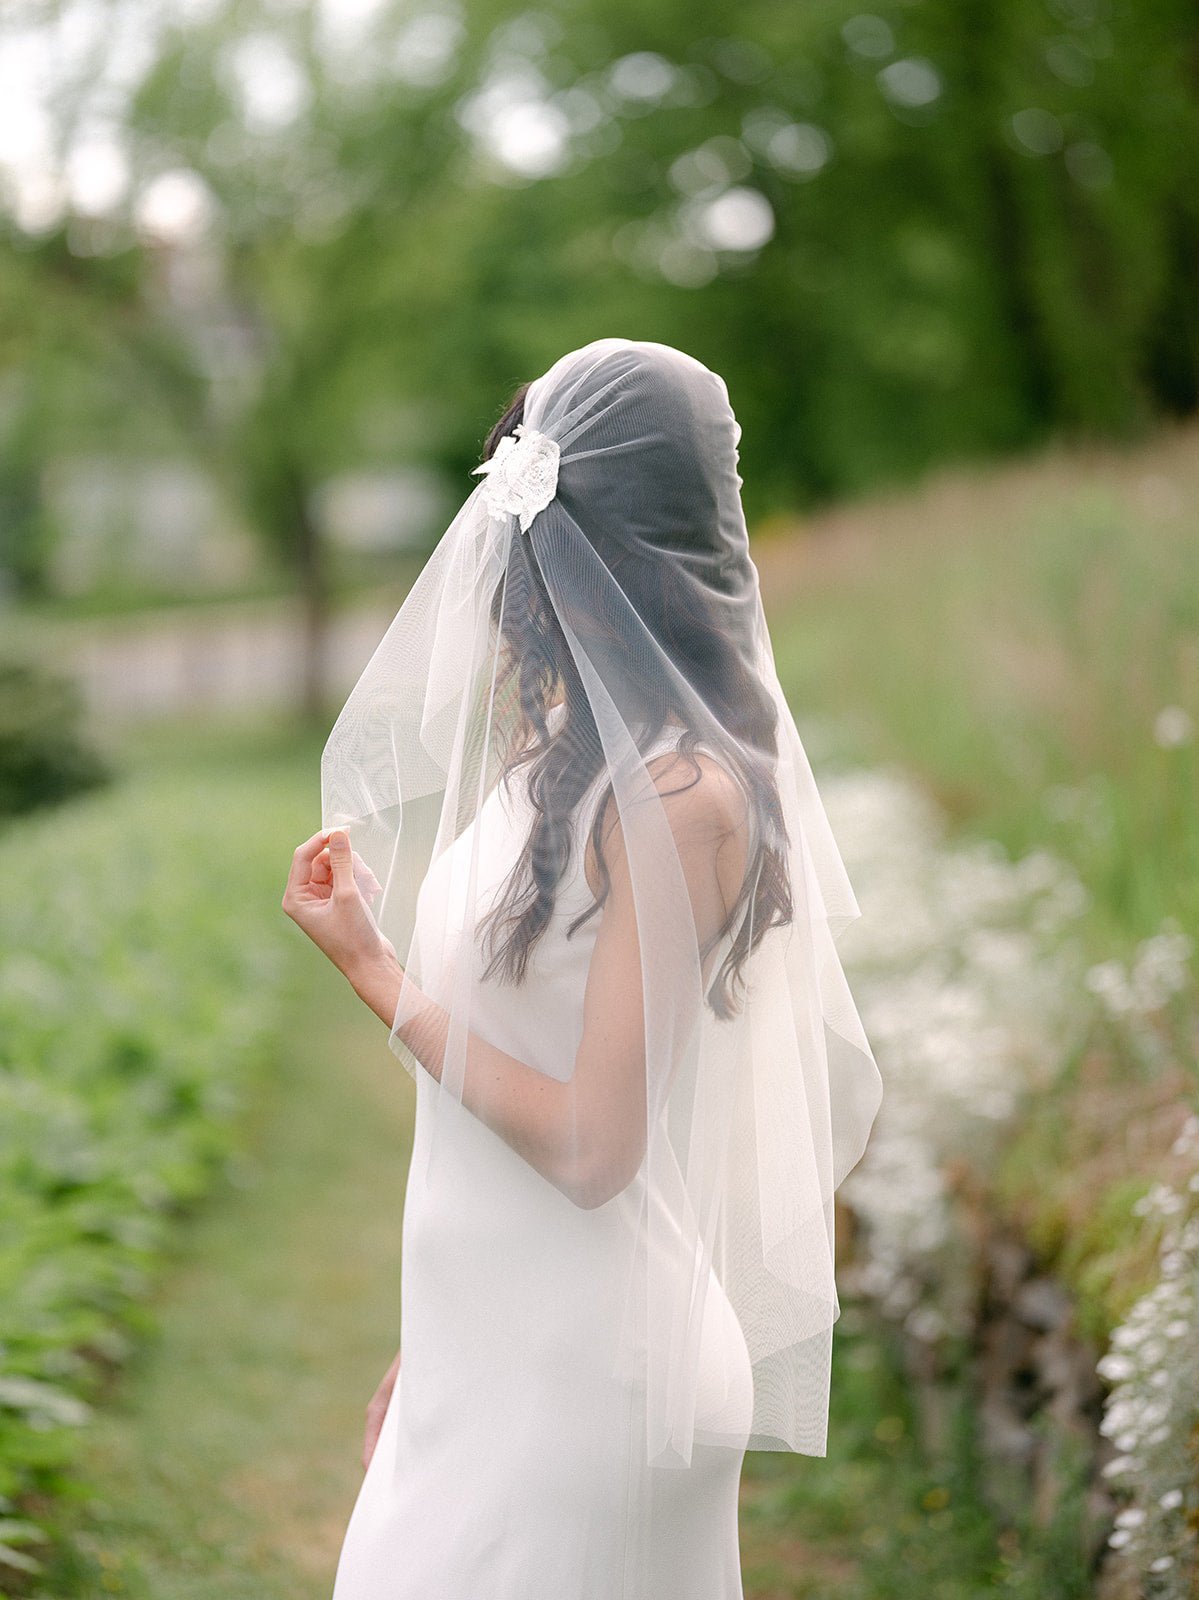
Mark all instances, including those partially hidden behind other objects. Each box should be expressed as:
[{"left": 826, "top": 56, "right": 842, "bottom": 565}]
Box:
[
  {"left": 328, "top": 831, "right": 357, "bottom": 897},
  {"left": 309, "top": 842, "right": 382, "bottom": 898},
  {"left": 284, "top": 830, "right": 330, "bottom": 896},
  {"left": 283, "top": 830, "right": 383, "bottom": 944},
  {"left": 358, "top": 858, "right": 383, "bottom": 897}
]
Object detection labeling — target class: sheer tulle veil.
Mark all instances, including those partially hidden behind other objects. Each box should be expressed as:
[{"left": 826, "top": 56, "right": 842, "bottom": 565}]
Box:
[{"left": 320, "top": 336, "right": 883, "bottom": 1470}]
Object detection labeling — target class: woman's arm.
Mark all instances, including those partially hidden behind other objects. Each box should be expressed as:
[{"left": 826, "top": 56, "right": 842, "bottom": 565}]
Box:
[
  {"left": 346, "top": 828, "right": 650, "bottom": 1209},
  {"left": 284, "top": 753, "right": 748, "bottom": 1209},
  {"left": 349, "top": 942, "right": 625, "bottom": 1209}
]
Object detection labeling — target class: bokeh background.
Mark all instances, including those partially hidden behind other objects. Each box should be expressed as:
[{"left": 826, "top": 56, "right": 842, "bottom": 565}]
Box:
[{"left": 2, "top": 0, "right": 1197, "bottom": 1595}]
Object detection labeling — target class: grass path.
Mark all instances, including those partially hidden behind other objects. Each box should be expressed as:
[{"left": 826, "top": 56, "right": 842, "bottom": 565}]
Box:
[{"left": 41, "top": 952, "right": 414, "bottom": 1600}]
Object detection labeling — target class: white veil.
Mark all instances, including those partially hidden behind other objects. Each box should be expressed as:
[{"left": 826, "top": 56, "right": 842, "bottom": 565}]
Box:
[{"left": 320, "top": 337, "right": 883, "bottom": 1475}]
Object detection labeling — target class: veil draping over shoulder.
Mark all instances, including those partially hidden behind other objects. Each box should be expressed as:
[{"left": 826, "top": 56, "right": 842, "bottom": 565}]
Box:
[{"left": 320, "top": 337, "right": 883, "bottom": 1471}]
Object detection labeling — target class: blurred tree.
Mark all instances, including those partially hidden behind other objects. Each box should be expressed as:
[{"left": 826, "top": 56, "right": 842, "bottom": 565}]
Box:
[
  {"left": 340, "top": 0, "right": 1199, "bottom": 510},
  {"left": 0, "top": 218, "right": 200, "bottom": 595},
  {"left": 116, "top": 10, "right": 491, "bottom": 718},
  {"left": 1, "top": 0, "right": 1196, "bottom": 669}
]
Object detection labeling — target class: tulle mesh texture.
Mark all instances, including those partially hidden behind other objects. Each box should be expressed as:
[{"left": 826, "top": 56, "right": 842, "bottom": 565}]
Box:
[{"left": 321, "top": 337, "right": 883, "bottom": 1471}]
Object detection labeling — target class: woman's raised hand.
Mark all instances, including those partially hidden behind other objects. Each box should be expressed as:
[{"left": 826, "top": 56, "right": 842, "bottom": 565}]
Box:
[{"left": 281, "top": 830, "right": 395, "bottom": 982}]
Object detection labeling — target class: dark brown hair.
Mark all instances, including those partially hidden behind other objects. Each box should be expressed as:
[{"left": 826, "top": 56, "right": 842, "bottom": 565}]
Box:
[{"left": 476, "top": 380, "right": 793, "bottom": 1019}]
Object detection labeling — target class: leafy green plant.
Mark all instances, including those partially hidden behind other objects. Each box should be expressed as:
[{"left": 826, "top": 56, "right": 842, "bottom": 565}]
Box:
[
  {"left": 0, "top": 656, "right": 111, "bottom": 821},
  {"left": 0, "top": 749, "right": 307, "bottom": 1589}
]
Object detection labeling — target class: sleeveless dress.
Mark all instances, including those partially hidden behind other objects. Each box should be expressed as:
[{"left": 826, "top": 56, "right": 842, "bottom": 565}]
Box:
[{"left": 329, "top": 722, "right": 754, "bottom": 1600}]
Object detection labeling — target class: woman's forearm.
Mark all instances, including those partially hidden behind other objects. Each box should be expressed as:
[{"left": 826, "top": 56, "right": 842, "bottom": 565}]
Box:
[{"left": 345, "top": 948, "right": 599, "bottom": 1205}]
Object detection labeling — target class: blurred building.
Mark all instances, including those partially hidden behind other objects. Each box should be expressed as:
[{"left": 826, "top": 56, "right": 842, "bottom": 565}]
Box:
[{"left": 38, "top": 454, "right": 444, "bottom": 599}]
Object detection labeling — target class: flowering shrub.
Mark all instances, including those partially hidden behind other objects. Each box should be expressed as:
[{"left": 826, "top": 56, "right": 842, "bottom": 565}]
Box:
[
  {"left": 1084, "top": 921, "right": 1194, "bottom": 1074},
  {"left": 1097, "top": 1119, "right": 1199, "bottom": 1594},
  {"left": 814, "top": 756, "right": 1197, "bottom": 1589},
  {"left": 819, "top": 763, "right": 1092, "bottom": 1342},
  {"left": 1077, "top": 902, "right": 1197, "bottom": 1593}
]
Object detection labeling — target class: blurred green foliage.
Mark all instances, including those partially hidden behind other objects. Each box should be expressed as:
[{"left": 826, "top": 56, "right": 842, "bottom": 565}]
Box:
[
  {"left": 766, "top": 427, "right": 1199, "bottom": 952},
  {"left": 0, "top": 658, "right": 111, "bottom": 820},
  {"left": 1, "top": 0, "right": 1196, "bottom": 684},
  {"left": 0, "top": 740, "right": 308, "bottom": 1586}
]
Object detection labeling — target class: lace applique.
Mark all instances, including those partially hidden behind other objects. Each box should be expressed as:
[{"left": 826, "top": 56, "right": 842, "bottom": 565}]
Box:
[{"left": 470, "top": 423, "right": 561, "bottom": 534}]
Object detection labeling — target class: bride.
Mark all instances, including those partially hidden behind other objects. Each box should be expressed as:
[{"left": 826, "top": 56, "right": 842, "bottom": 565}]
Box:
[{"left": 282, "top": 337, "right": 882, "bottom": 1599}]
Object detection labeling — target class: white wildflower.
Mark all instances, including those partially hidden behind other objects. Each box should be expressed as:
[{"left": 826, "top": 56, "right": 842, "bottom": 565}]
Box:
[
  {"left": 1097, "top": 1352, "right": 1137, "bottom": 1381},
  {"left": 1112, "top": 1322, "right": 1148, "bottom": 1348},
  {"left": 1084, "top": 960, "right": 1134, "bottom": 1016},
  {"left": 1153, "top": 706, "right": 1194, "bottom": 748},
  {"left": 1115, "top": 1507, "right": 1147, "bottom": 1528}
]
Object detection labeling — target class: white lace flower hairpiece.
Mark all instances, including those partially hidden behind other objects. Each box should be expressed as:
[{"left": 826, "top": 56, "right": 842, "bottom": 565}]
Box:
[{"left": 470, "top": 422, "right": 561, "bottom": 534}]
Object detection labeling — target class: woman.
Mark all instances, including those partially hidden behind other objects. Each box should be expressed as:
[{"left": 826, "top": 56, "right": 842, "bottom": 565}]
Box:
[{"left": 282, "top": 338, "right": 882, "bottom": 1599}]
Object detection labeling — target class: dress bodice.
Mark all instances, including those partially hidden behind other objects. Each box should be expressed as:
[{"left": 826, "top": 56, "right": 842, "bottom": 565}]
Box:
[{"left": 409, "top": 714, "right": 746, "bottom": 1083}]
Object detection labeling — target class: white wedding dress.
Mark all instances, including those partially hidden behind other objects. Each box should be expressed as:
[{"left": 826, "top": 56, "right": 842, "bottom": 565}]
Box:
[{"left": 329, "top": 720, "right": 754, "bottom": 1600}]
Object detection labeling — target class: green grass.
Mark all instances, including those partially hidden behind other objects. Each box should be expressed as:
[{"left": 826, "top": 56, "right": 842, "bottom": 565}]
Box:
[{"left": 757, "top": 418, "right": 1199, "bottom": 959}]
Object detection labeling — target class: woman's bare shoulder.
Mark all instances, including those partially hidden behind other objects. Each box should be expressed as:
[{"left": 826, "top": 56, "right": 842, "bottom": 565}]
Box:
[{"left": 644, "top": 746, "right": 749, "bottom": 839}]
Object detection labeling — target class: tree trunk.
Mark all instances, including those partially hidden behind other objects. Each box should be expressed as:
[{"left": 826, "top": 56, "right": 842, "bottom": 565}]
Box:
[{"left": 286, "top": 468, "right": 328, "bottom": 726}]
